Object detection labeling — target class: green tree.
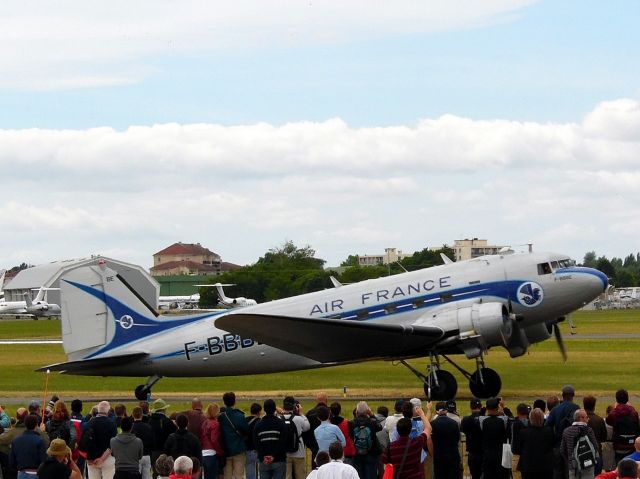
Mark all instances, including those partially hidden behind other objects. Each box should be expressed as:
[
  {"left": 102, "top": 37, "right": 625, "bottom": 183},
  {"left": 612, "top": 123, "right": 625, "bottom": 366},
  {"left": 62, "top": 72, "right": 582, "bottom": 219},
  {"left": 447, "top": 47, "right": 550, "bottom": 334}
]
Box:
[
  {"left": 615, "top": 269, "right": 637, "bottom": 288},
  {"left": 623, "top": 254, "right": 637, "bottom": 268},
  {"left": 198, "top": 241, "right": 328, "bottom": 306},
  {"left": 340, "top": 255, "right": 360, "bottom": 267},
  {"left": 337, "top": 265, "right": 389, "bottom": 284},
  {"left": 400, "top": 245, "right": 455, "bottom": 271},
  {"left": 596, "top": 257, "right": 616, "bottom": 280},
  {"left": 582, "top": 251, "right": 597, "bottom": 268}
]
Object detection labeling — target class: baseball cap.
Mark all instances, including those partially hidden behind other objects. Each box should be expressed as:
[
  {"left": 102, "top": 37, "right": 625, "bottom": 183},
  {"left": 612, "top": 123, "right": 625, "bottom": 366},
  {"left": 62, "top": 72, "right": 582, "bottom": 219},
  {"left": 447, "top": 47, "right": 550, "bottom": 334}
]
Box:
[
  {"left": 446, "top": 400, "right": 457, "bottom": 413},
  {"left": 470, "top": 398, "right": 482, "bottom": 409},
  {"left": 409, "top": 398, "right": 422, "bottom": 409}
]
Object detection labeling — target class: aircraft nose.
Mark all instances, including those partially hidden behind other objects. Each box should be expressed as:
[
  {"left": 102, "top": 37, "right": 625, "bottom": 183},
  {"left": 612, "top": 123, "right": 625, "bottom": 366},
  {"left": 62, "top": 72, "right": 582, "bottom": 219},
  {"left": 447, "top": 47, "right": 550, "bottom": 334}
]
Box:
[{"left": 581, "top": 267, "right": 609, "bottom": 294}]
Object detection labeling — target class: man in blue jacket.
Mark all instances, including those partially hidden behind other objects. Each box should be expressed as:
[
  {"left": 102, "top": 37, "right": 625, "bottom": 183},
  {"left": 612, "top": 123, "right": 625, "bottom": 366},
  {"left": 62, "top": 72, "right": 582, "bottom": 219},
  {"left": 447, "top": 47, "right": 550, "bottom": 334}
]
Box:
[
  {"left": 10, "top": 415, "right": 47, "bottom": 479},
  {"left": 219, "top": 392, "right": 249, "bottom": 479}
]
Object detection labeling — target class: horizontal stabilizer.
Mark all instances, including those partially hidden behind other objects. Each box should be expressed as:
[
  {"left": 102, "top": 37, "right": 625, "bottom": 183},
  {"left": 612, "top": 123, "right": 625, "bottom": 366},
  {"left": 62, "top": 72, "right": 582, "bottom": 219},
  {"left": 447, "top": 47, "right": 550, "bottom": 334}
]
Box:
[
  {"left": 36, "top": 351, "right": 148, "bottom": 373},
  {"left": 215, "top": 314, "right": 444, "bottom": 362}
]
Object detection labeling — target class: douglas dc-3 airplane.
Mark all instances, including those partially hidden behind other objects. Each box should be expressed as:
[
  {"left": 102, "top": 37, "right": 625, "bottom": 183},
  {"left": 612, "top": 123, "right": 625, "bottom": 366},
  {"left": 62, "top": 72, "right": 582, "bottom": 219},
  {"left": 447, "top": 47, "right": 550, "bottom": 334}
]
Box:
[{"left": 40, "top": 250, "right": 608, "bottom": 401}]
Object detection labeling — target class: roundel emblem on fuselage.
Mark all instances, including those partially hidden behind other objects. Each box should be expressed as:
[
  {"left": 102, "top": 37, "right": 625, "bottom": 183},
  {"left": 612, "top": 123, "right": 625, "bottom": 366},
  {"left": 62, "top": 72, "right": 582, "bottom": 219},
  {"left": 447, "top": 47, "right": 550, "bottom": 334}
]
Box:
[
  {"left": 517, "top": 282, "right": 544, "bottom": 307},
  {"left": 119, "top": 315, "right": 134, "bottom": 329}
]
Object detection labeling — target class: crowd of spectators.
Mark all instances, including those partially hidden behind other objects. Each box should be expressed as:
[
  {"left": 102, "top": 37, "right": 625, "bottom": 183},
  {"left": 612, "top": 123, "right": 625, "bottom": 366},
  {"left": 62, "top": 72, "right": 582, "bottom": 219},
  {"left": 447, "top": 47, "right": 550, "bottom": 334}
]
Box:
[{"left": 0, "top": 385, "right": 638, "bottom": 479}]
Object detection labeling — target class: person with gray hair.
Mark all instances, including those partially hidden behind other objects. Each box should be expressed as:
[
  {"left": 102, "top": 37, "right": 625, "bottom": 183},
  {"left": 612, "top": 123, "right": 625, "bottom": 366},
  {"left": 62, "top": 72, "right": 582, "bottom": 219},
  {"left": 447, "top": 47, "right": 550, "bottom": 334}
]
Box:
[
  {"left": 348, "top": 401, "right": 381, "bottom": 479},
  {"left": 172, "top": 456, "right": 194, "bottom": 478},
  {"left": 561, "top": 409, "right": 599, "bottom": 479},
  {"left": 97, "top": 402, "right": 110, "bottom": 415},
  {"left": 84, "top": 400, "right": 117, "bottom": 479}
]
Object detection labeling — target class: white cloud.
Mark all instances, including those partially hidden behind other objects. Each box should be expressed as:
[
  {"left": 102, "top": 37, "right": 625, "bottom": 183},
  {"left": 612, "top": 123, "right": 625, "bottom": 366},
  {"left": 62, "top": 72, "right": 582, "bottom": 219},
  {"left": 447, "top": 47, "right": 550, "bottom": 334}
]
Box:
[
  {"left": 1, "top": 0, "right": 536, "bottom": 90},
  {"left": 1, "top": 97, "right": 639, "bottom": 269}
]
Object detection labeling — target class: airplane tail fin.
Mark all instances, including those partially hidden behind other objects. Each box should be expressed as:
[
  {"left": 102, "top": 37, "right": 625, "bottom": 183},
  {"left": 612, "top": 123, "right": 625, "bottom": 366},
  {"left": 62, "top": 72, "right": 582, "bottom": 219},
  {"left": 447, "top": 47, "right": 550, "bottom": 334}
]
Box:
[
  {"left": 0, "top": 269, "right": 5, "bottom": 295},
  {"left": 60, "top": 262, "right": 203, "bottom": 360},
  {"left": 214, "top": 283, "right": 231, "bottom": 305},
  {"left": 24, "top": 291, "right": 34, "bottom": 308},
  {"left": 60, "top": 262, "right": 159, "bottom": 359}
]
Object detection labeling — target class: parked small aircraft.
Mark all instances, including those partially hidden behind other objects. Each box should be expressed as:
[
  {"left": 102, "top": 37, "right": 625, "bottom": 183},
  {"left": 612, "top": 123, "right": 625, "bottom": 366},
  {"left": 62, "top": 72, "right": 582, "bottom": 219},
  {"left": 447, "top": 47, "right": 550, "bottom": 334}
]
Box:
[
  {"left": 0, "top": 287, "right": 61, "bottom": 317},
  {"left": 209, "top": 283, "right": 257, "bottom": 308},
  {"left": 40, "top": 251, "right": 607, "bottom": 401},
  {"left": 157, "top": 294, "right": 200, "bottom": 310}
]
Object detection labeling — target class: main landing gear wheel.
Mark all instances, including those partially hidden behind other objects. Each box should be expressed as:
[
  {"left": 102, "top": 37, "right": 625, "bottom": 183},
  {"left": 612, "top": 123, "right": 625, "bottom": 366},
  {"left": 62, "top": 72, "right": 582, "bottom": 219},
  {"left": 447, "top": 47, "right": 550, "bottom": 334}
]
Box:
[
  {"left": 135, "top": 385, "right": 150, "bottom": 401},
  {"left": 424, "top": 369, "right": 458, "bottom": 401},
  {"left": 469, "top": 367, "right": 502, "bottom": 399},
  {"left": 135, "top": 374, "right": 163, "bottom": 401}
]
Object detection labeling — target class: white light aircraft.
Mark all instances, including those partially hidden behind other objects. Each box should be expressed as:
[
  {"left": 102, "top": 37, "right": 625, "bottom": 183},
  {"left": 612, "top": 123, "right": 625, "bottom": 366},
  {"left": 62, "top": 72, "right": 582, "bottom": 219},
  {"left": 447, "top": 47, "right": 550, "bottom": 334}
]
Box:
[
  {"left": 40, "top": 252, "right": 607, "bottom": 401},
  {"left": 158, "top": 294, "right": 201, "bottom": 310},
  {"left": 208, "top": 283, "right": 257, "bottom": 308},
  {"left": 0, "top": 287, "right": 62, "bottom": 317}
]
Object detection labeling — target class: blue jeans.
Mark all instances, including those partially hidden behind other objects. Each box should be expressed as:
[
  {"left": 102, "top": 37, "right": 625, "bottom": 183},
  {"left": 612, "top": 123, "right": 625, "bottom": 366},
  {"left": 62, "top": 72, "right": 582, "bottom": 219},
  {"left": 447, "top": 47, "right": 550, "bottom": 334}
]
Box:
[
  {"left": 246, "top": 450, "right": 258, "bottom": 479},
  {"left": 203, "top": 456, "right": 219, "bottom": 479},
  {"left": 18, "top": 472, "right": 37, "bottom": 479},
  {"left": 258, "top": 462, "right": 285, "bottom": 479}
]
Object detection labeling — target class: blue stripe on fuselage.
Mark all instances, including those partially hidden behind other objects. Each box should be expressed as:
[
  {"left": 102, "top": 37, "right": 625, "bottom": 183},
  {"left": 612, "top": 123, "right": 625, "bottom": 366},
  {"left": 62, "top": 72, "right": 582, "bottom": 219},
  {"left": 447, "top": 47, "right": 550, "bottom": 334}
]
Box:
[{"left": 555, "top": 267, "right": 608, "bottom": 290}]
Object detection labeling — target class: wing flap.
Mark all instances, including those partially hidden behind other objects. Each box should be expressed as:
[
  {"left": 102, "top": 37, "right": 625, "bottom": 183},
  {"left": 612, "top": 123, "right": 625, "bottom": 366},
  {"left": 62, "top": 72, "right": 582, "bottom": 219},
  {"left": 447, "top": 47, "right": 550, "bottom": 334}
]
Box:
[
  {"left": 36, "top": 351, "right": 148, "bottom": 373},
  {"left": 215, "top": 314, "right": 444, "bottom": 362}
]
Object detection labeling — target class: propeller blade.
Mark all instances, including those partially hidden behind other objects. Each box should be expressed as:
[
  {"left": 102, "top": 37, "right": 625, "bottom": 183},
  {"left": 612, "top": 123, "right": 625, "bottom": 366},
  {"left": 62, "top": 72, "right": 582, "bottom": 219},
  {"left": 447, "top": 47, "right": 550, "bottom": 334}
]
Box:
[{"left": 553, "top": 323, "right": 568, "bottom": 362}]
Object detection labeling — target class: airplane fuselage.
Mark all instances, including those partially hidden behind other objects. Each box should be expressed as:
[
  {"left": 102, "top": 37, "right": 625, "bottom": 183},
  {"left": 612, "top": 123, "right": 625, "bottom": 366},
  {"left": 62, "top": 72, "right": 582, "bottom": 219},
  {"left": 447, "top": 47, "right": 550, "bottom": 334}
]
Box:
[{"left": 58, "top": 251, "right": 606, "bottom": 378}]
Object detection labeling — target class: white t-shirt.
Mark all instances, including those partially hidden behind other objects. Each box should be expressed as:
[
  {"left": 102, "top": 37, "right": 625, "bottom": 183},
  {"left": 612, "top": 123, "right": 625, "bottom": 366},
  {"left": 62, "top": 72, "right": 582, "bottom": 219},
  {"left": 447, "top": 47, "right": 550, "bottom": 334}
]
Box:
[{"left": 316, "top": 460, "right": 359, "bottom": 479}]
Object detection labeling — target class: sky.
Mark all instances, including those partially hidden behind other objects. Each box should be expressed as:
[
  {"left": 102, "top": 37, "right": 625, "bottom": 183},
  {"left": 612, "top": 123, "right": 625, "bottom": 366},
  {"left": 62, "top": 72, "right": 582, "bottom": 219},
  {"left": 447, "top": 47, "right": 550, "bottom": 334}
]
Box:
[{"left": 1, "top": 0, "right": 639, "bottom": 270}]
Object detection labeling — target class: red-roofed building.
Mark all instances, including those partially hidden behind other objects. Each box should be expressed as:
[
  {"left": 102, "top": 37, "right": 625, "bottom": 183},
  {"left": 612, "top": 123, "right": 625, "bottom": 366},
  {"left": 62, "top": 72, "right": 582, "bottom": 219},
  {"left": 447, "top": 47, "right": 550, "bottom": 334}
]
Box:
[{"left": 151, "top": 242, "right": 222, "bottom": 276}]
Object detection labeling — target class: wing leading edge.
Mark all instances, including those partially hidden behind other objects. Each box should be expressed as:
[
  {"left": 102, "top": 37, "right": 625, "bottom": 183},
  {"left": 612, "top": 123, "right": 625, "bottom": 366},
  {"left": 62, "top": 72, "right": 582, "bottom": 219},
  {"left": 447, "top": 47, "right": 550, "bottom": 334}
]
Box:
[{"left": 215, "top": 314, "right": 445, "bottom": 363}]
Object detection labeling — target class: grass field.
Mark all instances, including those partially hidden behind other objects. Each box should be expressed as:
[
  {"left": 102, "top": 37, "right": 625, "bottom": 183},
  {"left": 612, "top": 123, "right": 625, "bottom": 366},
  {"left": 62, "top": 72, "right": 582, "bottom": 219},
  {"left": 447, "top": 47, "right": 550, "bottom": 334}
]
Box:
[{"left": 0, "top": 310, "right": 639, "bottom": 404}]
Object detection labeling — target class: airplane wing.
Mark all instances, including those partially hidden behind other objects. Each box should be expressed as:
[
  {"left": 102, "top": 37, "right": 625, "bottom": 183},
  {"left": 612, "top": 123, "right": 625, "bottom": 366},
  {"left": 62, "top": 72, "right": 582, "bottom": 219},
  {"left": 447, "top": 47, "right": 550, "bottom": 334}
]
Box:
[
  {"left": 36, "top": 352, "right": 148, "bottom": 373},
  {"left": 215, "top": 314, "right": 446, "bottom": 362}
]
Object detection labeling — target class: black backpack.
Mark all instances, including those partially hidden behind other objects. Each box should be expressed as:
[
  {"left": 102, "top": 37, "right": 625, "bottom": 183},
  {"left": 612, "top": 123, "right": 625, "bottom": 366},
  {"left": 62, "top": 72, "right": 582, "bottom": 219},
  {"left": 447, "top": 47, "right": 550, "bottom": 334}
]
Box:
[
  {"left": 282, "top": 413, "right": 300, "bottom": 454},
  {"left": 48, "top": 421, "right": 71, "bottom": 444},
  {"left": 612, "top": 414, "right": 640, "bottom": 447},
  {"left": 573, "top": 429, "right": 596, "bottom": 472}
]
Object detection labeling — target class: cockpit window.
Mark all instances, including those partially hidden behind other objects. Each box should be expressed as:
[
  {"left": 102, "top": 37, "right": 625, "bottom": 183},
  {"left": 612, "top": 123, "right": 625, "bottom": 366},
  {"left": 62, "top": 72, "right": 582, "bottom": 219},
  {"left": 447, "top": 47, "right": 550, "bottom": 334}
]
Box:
[
  {"left": 557, "top": 259, "right": 575, "bottom": 269},
  {"left": 551, "top": 261, "right": 559, "bottom": 269},
  {"left": 537, "top": 263, "right": 552, "bottom": 275}
]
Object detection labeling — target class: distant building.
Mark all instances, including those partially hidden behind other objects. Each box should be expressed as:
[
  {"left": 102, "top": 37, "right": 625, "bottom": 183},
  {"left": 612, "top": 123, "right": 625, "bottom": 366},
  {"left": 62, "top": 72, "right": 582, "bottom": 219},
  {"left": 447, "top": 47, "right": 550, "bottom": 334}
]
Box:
[
  {"left": 454, "top": 238, "right": 505, "bottom": 261},
  {"left": 358, "top": 248, "right": 412, "bottom": 266},
  {"left": 3, "top": 256, "right": 158, "bottom": 307},
  {"left": 151, "top": 242, "right": 240, "bottom": 276}
]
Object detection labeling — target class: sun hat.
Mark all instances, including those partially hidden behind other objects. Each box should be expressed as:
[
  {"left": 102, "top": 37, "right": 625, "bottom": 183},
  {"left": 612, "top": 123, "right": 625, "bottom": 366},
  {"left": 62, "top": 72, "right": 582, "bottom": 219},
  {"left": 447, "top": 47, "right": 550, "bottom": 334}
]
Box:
[
  {"left": 47, "top": 438, "right": 71, "bottom": 457},
  {"left": 151, "top": 398, "right": 170, "bottom": 412}
]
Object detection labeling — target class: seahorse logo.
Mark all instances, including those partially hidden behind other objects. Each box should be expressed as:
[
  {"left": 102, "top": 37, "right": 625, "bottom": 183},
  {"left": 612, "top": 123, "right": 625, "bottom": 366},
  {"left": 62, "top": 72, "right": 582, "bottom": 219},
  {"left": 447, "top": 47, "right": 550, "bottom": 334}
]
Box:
[{"left": 517, "top": 282, "right": 544, "bottom": 307}]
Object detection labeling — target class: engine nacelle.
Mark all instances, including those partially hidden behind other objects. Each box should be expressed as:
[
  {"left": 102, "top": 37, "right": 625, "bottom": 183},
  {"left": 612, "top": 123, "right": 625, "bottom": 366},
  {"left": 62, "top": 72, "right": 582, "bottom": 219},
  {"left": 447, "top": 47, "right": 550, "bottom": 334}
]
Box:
[
  {"left": 523, "top": 322, "right": 554, "bottom": 344},
  {"left": 427, "top": 302, "right": 512, "bottom": 358}
]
